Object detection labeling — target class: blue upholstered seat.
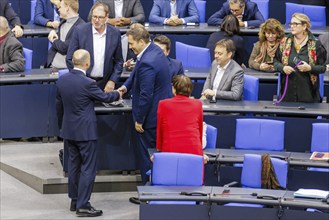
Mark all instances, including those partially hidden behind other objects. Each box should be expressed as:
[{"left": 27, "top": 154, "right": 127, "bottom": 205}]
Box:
[
  {"left": 205, "top": 124, "right": 218, "bottom": 149},
  {"left": 235, "top": 118, "right": 285, "bottom": 151},
  {"left": 286, "top": 3, "right": 326, "bottom": 26},
  {"left": 23, "top": 48, "right": 33, "bottom": 70},
  {"left": 194, "top": 0, "right": 206, "bottom": 23},
  {"left": 244, "top": 74, "right": 259, "bottom": 101},
  {"left": 175, "top": 42, "right": 211, "bottom": 69}
]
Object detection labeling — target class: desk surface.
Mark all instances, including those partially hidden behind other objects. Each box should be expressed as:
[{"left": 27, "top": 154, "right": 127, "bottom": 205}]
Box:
[
  {"left": 0, "top": 69, "right": 56, "bottom": 83},
  {"left": 22, "top": 23, "right": 329, "bottom": 37},
  {"left": 138, "top": 186, "right": 329, "bottom": 210}
]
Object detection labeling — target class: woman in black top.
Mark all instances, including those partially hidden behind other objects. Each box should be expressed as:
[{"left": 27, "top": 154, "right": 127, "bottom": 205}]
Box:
[
  {"left": 274, "top": 13, "right": 326, "bottom": 103},
  {"left": 206, "top": 14, "right": 245, "bottom": 66}
]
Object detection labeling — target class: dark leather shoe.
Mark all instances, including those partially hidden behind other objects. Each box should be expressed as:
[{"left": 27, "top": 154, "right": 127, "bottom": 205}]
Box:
[
  {"left": 129, "top": 197, "right": 140, "bottom": 205},
  {"left": 70, "top": 201, "right": 76, "bottom": 212},
  {"left": 76, "top": 206, "right": 103, "bottom": 217}
]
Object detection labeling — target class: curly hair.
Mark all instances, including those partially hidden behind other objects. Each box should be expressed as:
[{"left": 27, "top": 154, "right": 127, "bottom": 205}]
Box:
[{"left": 258, "top": 18, "right": 284, "bottom": 43}]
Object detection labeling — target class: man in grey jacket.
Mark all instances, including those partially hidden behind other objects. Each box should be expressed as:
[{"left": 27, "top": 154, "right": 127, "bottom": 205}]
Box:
[
  {"left": 201, "top": 39, "right": 244, "bottom": 101},
  {"left": 91, "top": 0, "right": 145, "bottom": 26},
  {"left": 0, "top": 16, "right": 25, "bottom": 73}
]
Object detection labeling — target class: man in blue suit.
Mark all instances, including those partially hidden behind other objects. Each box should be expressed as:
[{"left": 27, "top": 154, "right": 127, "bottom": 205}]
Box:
[
  {"left": 34, "top": 0, "right": 60, "bottom": 28},
  {"left": 208, "top": 0, "right": 264, "bottom": 28},
  {"left": 118, "top": 26, "right": 172, "bottom": 185},
  {"left": 57, "top": 49, "right": 122, "bottom": 217},
  {"left": 66, "top": 2, "right": 123, "bottom": 92},
  {"left": 153, "top": 34, "right": 184, "bottom": 79},
  {"left": 149, "top": 0, "right": 199, "bottom": 25}
]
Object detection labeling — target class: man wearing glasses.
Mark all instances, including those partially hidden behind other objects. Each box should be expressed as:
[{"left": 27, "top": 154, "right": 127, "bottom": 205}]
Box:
[
  {"left": 207, "top": 0, "right": 264, "bottom": 28},
  {"left": 66, "top": 2, "right": 123, "bottom": 92}
]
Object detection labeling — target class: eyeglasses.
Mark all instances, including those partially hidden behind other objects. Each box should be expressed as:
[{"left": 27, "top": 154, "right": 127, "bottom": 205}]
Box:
[
  {"left": 289, "top": 22, "right": 303, "bottom": 27},
  {"left": 230, "top": 8, "right": 241, "bottom": 13},
  {"left": 92, "top": 15, "right": 106, "bottom": 20}
]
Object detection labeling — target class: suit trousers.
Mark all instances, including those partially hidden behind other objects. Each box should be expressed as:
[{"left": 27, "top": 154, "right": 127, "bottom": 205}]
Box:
[
  {"left": 135, "top": 128, "right": 156, "bottom": 185},
  {"left": 66, "top": 139, "right": 97, "bottom": 209}
]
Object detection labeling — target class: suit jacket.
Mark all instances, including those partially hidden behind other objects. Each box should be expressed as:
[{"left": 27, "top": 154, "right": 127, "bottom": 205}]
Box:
[
  {"left": 0, "top": 32, "right": 25, "bottom": 72},
  {"left": 168, "top": 57, "right": 184, "bottom": 79},
  {"left": 34, "top": 0, "right": 57, "bottom": 26},
  {"left": 149, "top": 0, "right": 199, "bottom": 24},
  {"left": 56, "top": 69, "right": 120, "bottom": 141},
  {"left": 46, "top": 17, "right": 85, "bottom": 68},
  {"left": 318, "top": 33, "right": 329, "bottom": 64},
  {"left": 66, "top": 23, "right": 123, "bottom": 89},
  {"left": 94, "top": 0, "right": 145, "bottom": 23},
  {"left": 123, "top": 43, "right": 172, "bottom": 129},
  {"left": 206, "top": 31, "right": 245, "bottom": 65},
  {"left": 156, "top": 95, "right": 203, "bottom": 156},
  {"left": 0, "top": 0, "right": 22, "bottom": 28},
  {"left": 203, "top": 60, "right": 244, "bottom": 100},
  {"left": 207, "top": 0, "right": 264, "bottom": 27}
]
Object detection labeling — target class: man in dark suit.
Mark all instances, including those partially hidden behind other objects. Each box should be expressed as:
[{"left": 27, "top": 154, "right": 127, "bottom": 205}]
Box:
[
  {"left": 66, "top": 2, "right": 123, "bottom": 92},
  {"left": 34, "top": 0, "right": 60, "bottom": 28},
  {"left": 91, "top": 0, "right": 145, "bottom": 26},
  {"left": 46, "top": 0, "right": 85, "bottom": 68},
  {"left": 153, "top": 34, "right": 184, "bottom": 79},
  {"left": 201, "top": 39, "right": 244, "bottom": 101},
  {"left": 207, "top": 0, "right": 264, "bottom": 28},
  {"left": 118, "top": 26, "right": 172, "bottom": 185},
  {"left": 149, "top": 0, "right": 199, "bottom": 25},
  {"left": 0, "top": 16, "right": 25, "bottom": 73},
  {"left": 57, "top": 49, "right": 122, "bottom": 217},
  {"left": 0, "top": 0, "right": 23, "bottom": 37}
]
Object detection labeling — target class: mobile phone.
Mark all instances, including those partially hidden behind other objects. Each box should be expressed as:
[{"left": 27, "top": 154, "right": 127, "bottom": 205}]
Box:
[
  {"left": 209, "top": 96, "right": 217, "bottom": 103},
  {"left": 315, "top": 153, "right": 325, "bottom": 158}
]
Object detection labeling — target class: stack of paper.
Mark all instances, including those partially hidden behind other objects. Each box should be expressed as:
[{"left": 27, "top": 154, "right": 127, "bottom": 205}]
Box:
[
  {"left": 309, "top": 152, "right": 329, "bottom": 160},
  {"left": 294, "top": 189, "right": 329, "bottom": 199}
]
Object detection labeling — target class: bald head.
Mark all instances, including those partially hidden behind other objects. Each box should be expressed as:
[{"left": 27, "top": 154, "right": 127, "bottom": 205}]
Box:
[
  {"left": 0, "top": 16, "right": 10, "bottom": 36},
  {"left": 72, "top": 49, "right": 91, "bottom": 71}
]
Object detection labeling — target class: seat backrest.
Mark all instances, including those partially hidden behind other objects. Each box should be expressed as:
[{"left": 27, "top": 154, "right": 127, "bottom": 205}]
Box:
[
  {"left": 152, "top": 152, "right": 203, "bottom": 186},
  {"left": 30, "top": 0, "right": 36, "bottom": 23},
  {"left": 244, "top": 74, "right": 259, "bottom": 101},
  {"left": 205, "top": 124, "right": 218, "bottom": 149},
  {"left": 194, "top": 0, "right": 206, "bottom": 23},
  {"left": 285, "top": 3, "right": 326, "bottom": 26},
  {"left": 235, "top": 118, "right": 285, "bottom": 151},
  {"left": 23, "top": 48, "right": 33, "bottom": 70},
  {"left": 252, "top": 0, "right": 269, "bottom": 20},
  {"left": 175, "top": 42, "right": 211, "bottom": 69},
  {"left": 241, "top": 154, "right": 288, "bottom": 188},
  {"left": 311, "top": 123, "right": 329, "bottom": 153},
  {"left": 58, "top": 69, "right": 69, "bottom": 77}
]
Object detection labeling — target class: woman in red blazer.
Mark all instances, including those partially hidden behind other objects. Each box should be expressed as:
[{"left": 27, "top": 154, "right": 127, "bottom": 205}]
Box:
[{"left": 156, "top": 75, "right": 203, "bottom": 156}]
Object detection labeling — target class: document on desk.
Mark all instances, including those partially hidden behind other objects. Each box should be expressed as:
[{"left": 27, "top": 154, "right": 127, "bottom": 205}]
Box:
[
  {"left": 294, "top": 189, "right": 329, "bottom": 199},
  {"left": 310, "top": 152, "right": 329, "bottom": 160}
]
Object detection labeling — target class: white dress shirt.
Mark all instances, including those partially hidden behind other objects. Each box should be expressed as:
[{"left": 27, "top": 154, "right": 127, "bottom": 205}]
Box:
[
  {"left": 114, "top": 0, "right": 123, "bottom": 18},
  {"left": 212, "top": 60, "right": 231, "bottom": 94},
  {"left": 90, "top": 26, "right": 106, "bottom": 78}
]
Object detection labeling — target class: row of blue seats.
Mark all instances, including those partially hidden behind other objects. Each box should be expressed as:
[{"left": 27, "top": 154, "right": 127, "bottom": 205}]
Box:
[{"left": 12, "top": 0, "right": 327, "bottom": 26}]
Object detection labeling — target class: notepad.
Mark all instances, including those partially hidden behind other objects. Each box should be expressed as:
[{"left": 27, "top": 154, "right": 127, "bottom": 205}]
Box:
[
  {"left": 309, "top": 152, "right": 329, "bottom": 160},
  {"left": 294, "top": 189, "right": 329, "bottom": 199}
]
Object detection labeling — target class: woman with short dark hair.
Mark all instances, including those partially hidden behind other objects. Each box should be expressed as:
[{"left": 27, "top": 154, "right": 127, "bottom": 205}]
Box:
[
  {"left": 206, "top": 14, "right": 245, "bottom": 65},
  {"left": 156, "top": 75, "right": 203, "bottom": 156}
]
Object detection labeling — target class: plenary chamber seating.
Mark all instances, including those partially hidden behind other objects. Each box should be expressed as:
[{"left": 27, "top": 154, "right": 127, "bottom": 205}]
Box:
[{"left": 285, "top": 3, "right": 326, "bottom": 26}]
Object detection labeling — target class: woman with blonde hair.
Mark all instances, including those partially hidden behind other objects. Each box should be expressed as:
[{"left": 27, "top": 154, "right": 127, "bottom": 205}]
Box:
[
  {"left": 249, "top": 18, "right": 284, "bottom": 71},
  {"left": 274, "top": 13, "right": 326, "bottom": 102}
]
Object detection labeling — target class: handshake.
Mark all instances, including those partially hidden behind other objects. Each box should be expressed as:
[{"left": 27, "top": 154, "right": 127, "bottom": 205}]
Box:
[{"left": 113, "top": 86, "right": 128, "bottom": 100}]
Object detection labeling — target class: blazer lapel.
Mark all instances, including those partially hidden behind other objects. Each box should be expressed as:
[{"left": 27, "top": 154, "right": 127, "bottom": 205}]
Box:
[
  {"left": 165, "top": 0, "right": 171, "bottom": 18},
  {"left": 87, "top": 24, "right": 94, "bottom": 76},
  {"left": 122, "top": 0, "right": 128, "bottom": 17},
  {"left": 104, "top": 25, "right": 113, "bottom": 68},
  {"left": 176, "top": 0, "right": 182, "bottom": 17},
  {"left": 210, "top": 63, "right": 218, "bottom": 88},
  {"left": 109, "top": 0, "right": 115, "bottom": 18}
]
